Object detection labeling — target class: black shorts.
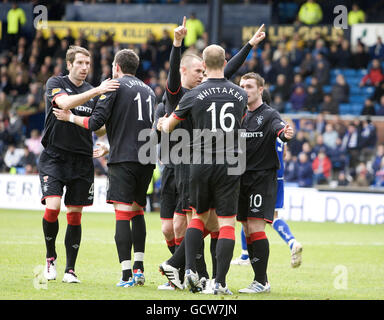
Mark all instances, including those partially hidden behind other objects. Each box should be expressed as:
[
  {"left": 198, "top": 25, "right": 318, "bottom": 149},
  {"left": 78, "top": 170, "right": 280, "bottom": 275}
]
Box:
[
  {"left": 237, "top": 169, "right": 277, "bottom": 224},
  {"left": 160, "top": 166, "right": 178, "bottom": 220},
  {"left": 174, "top": 163, "right": 191, "bottom": 215},
  {"left": 38, "top": 147, "right": 94, "bottom": 207},
  {"left": 189, "top": 164, "right": 240, "bottom": 218},
  {"left": 107, "top": 162, "right": 154, "bottom": 208}
]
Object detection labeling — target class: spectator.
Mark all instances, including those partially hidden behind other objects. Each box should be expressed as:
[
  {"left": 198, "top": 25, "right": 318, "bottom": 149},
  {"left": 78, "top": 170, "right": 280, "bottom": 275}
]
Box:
[
  {"left": 299, "top": 52, "right": 315, "bottom": 78},
  {"left": 302, "top": 141, "right": 316, "bottom": 161},
  {"left": 313, "top": 53, "right": 330, "bottom": 85},
  {"left": 291, "top": 73, "right": 305, "bottom": 92},
  {"left": 303, "top": 85, "right": 320, "bottom": 112},
  {"left": 328, "top": 137, "right": 348, "bottom": 175},
  {"left": 353, "top": 162, "right": 373, "bottom": 187},
  {"left": 337, "top": 39, "right": 352, "bottom": 69},
  {"left": 359, "top": 119, "right": 377, "bottom": 162},
  {"left": 371, "top": 144, "right": 384, "bottom": 174},
  {"left": 350, "top": 42, "right": 370, "bottom": 70},
  {"left": 17, "top": 145, "right": 37, "bottom": 174},
  {"left": 360, "top": 59, "right": 384, "bottom": 87},
  {"left": 0, "top": 92, "right": 11, "bottom": 117},
  {"left": 320, "top": 93, "right": 339, "bottom": 114},
  {"left": 284, "top": 149, "right": 298, "bottom": 183},
  {"left": 374, "top": 158, "right": 384, "bottom": 187},
  {"left": 6, "top": 2, "right": 26, "bottom": 52},
  {"left": 288, "top": 129, "right": 307, "bottom": 156},
  {"left": 342, "top": 122, "right": 361, "bottom": 173},
  {"left": 260, "top": 59, "right": 277, "bottom": 85},
  {"left": 275, "top": 55, "right": 294, "bottom": 83},
  {"left": 312, "top": 149, "right": 332, "bottom": 184},
  {"left": 371, "top": 80, "right": 384, "bottom": 103},
  {"left": 289, "top": 85, "right": 307, "bottom": 112},
  {"left": 361, "top": 98, "right": 376, "bottom": 116},
  {"left": 331, "top": 74, "right": 349, "bottom": 104},
  {"left": 348, "top": 3, "right": 365, "bottom": 25},
  {"left": 4, "top": 143, "right": 24, "bottom": 171},
  {"left": 336, "top": 171, "right": 350, "bottom": 186},
  {"left": 312, "top": 39, "right": 328, "bottom": 59},
  {"left": 184, "top": 13, "right": 205, "bottom": 48},
  {"left": 270, "top": 94, "right": 285, "bottom": 113},
  {"left": 24, "top": 129, "right": 43, "bottom": 156},
  {"left": 322, "top": 123, "right": 339, "bottom": 149},
  {"left": 368, "top": 36, "right": 384, "bottom": 61},
  {"left": 272, "top": 74, "right": 291, "bottom": 102},
  {"left": 376, "top": 95, "right": 384, "bottom": 116},
  {"left": 297, "top": 152, "right": 313, "bottom": 187},
  {"left": 313, "top": 134, "right": 330, "bottom": 156},
  {"left": 298, "top": 0, "right": 323, "bottom": 25}
]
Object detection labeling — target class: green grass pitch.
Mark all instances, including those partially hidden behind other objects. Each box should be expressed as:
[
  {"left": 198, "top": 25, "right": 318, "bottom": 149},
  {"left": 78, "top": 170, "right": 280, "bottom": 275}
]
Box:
[{"left": 0, "top": 208, "right": 383, "bottom": 300}]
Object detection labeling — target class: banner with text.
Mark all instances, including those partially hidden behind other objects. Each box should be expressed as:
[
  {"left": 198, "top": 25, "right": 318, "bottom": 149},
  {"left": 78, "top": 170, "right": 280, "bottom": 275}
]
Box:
[
  {"left": 39, "top": 21, "right": 177, "bottom": 44},
  {"left": 242, "top": 24, "right": 349, "bottom": 45},
  {"left": 0, "top": 174, "right": 383, "bottom": 224}
]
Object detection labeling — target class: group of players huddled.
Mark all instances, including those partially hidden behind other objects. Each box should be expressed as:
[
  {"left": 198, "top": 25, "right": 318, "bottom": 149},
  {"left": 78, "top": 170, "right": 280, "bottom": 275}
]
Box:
[{"left": 40, "top": 17, "right": 302, "bottom": 295}]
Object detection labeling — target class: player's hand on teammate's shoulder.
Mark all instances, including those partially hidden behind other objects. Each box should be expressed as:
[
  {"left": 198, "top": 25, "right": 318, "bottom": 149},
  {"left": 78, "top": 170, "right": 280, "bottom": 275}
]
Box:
[
  {"left": 283, "top": 123, "right": 294, "bottom": 140},
  {"left": 97, "top": 78, "right": 120, "bottom": 95},
  {"left": 248, "top": 23, "right": 266, "bottom": 47},
  {"left": 173, "top": 16, "right": 187, "bottom": 47},
  {"left": 93, "top": 141, "right": 109, "bottom": 158},
  {"left": 53, "top": 108, "right": 71, "bottom": 122}
]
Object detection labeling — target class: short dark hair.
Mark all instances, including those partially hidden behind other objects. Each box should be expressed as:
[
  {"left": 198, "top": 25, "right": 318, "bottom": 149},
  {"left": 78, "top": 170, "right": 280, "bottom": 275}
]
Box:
[
  {"left": 114, "top": 49, "right": 140, "bottom": 75},
  {"left": 66, "top": 45, "right": 90, "bottom": 64},
  {"left": 240, "top": 72, "right": 265, "bottom": 88}
]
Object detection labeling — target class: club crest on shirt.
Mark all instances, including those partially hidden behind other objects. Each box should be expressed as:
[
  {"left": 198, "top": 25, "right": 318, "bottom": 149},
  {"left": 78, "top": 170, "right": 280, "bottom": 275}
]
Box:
[
  {"left": 52, "top": 88, "right": 61, "bottom": 95},
  {"left": 99, "top": 94, "right": 107, "bottom": 100},
  {"left": 256, "top": 115, "right": 263, "bottom": 125}
]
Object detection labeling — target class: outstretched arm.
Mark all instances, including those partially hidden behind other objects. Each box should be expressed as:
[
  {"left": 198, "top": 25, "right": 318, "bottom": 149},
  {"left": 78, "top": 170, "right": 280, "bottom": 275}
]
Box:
[{"left": 224, "top": 24, "right": 266, "bottom": 79}]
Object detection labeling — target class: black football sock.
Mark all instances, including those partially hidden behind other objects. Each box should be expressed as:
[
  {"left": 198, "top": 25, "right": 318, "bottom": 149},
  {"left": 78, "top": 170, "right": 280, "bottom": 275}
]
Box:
[
  {"left": 249, "top": 231, "right": 269, "bottom": 285},
  {"left": 42, "top": 208, "right": 60, "bottom": 259},
  {"left": 131, "top": 212, "right": 146, "bottom": 272},
  {"left": 64, "top": 212, "right": 82, "bottom": 273},
  {"left": 114, "top": 213, "right": 133, "bottom": 280},
  {"left": 215, "top": 226, "right": 235, "bottom": 288},
  {"left": 184, "top": 219, "right": 204, "bottom": 272},
  {"left": 196, "top": 240, "right": 209, "bottom": 279},
  {"left": 210, "top": 232, "right": 219, "bottom": 279}
]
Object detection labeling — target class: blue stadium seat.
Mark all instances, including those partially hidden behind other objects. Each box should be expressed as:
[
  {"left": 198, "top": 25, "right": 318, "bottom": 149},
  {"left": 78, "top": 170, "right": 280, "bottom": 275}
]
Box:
[
  {"left": 323, "top": 85, "right": 332, "bottom": 93},
  {"left": 339, "top": 103, "right": 351, "bottom": 114},
  {"left": 356, "top": 69, "right": 367, "bottom": 77},
  {"left": 351, "top": 103, "right": 363, "bottom": 115},
  {"left": 350, "top": 95, "right": 367, "bottom": 104},
  {"left": 341, "top": 69, "right": 356, "bottom": 77}
]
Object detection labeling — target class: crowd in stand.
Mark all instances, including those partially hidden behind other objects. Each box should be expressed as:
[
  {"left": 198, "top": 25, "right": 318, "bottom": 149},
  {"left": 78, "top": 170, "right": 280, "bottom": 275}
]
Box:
[{"left": 1, "top": 1, "right": 384, "bottom": 189}]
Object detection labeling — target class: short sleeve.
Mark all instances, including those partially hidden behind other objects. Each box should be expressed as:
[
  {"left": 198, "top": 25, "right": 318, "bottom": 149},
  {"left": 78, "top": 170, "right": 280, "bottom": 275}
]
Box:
[
  {"left": 46, "top": 77, "right": 68, "bottom": 107},
  {"left": 173, "top": 90, "right": 195, "bottom": 121}
]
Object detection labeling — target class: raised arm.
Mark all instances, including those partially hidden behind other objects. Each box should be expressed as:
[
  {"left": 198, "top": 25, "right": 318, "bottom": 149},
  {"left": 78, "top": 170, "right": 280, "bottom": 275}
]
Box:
[
  {"left": 166, "top": 16, "right": 187, "bottom": 96},
  {"left": 224, "top": 24, "right": 266, "bottom": 79}
]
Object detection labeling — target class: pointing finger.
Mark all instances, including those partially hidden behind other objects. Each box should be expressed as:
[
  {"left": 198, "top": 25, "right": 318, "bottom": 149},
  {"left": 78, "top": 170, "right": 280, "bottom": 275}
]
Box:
[{"left": 182, "top": 16, "right": 186, "bottom": 27}]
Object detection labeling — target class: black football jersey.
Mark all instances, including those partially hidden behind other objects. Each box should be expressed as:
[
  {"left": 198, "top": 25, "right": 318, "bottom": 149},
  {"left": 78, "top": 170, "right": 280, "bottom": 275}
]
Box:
[
  {"left": 41, "top": 76, "right": 96, "bottom": 157},
  {"left": 174, "top": 78, "right": 247, "bottom": 162},
  {"left": 87, "top": 75, "right": 156, "bottom": 164},
  {"left": 241, "top": 103, "right": 286, "bottom": 172}
]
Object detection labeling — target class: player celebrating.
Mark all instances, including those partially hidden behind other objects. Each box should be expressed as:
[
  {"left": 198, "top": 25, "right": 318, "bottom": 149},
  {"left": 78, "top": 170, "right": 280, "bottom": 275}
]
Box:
[
  {"left": 39, "top": 45, "right": 119, "bottom": 283},
  {"left": 158, "top": 44, "right": 248, "bottom": 295},
  {"left": 53, "top": 49, "right": 156, "bottom": 288},
  {"left": 237, "top": 72, "right": 294, "bottom": 294},
  {"left": 232, "top": 138, "right": 303, "bottom": 268}
]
